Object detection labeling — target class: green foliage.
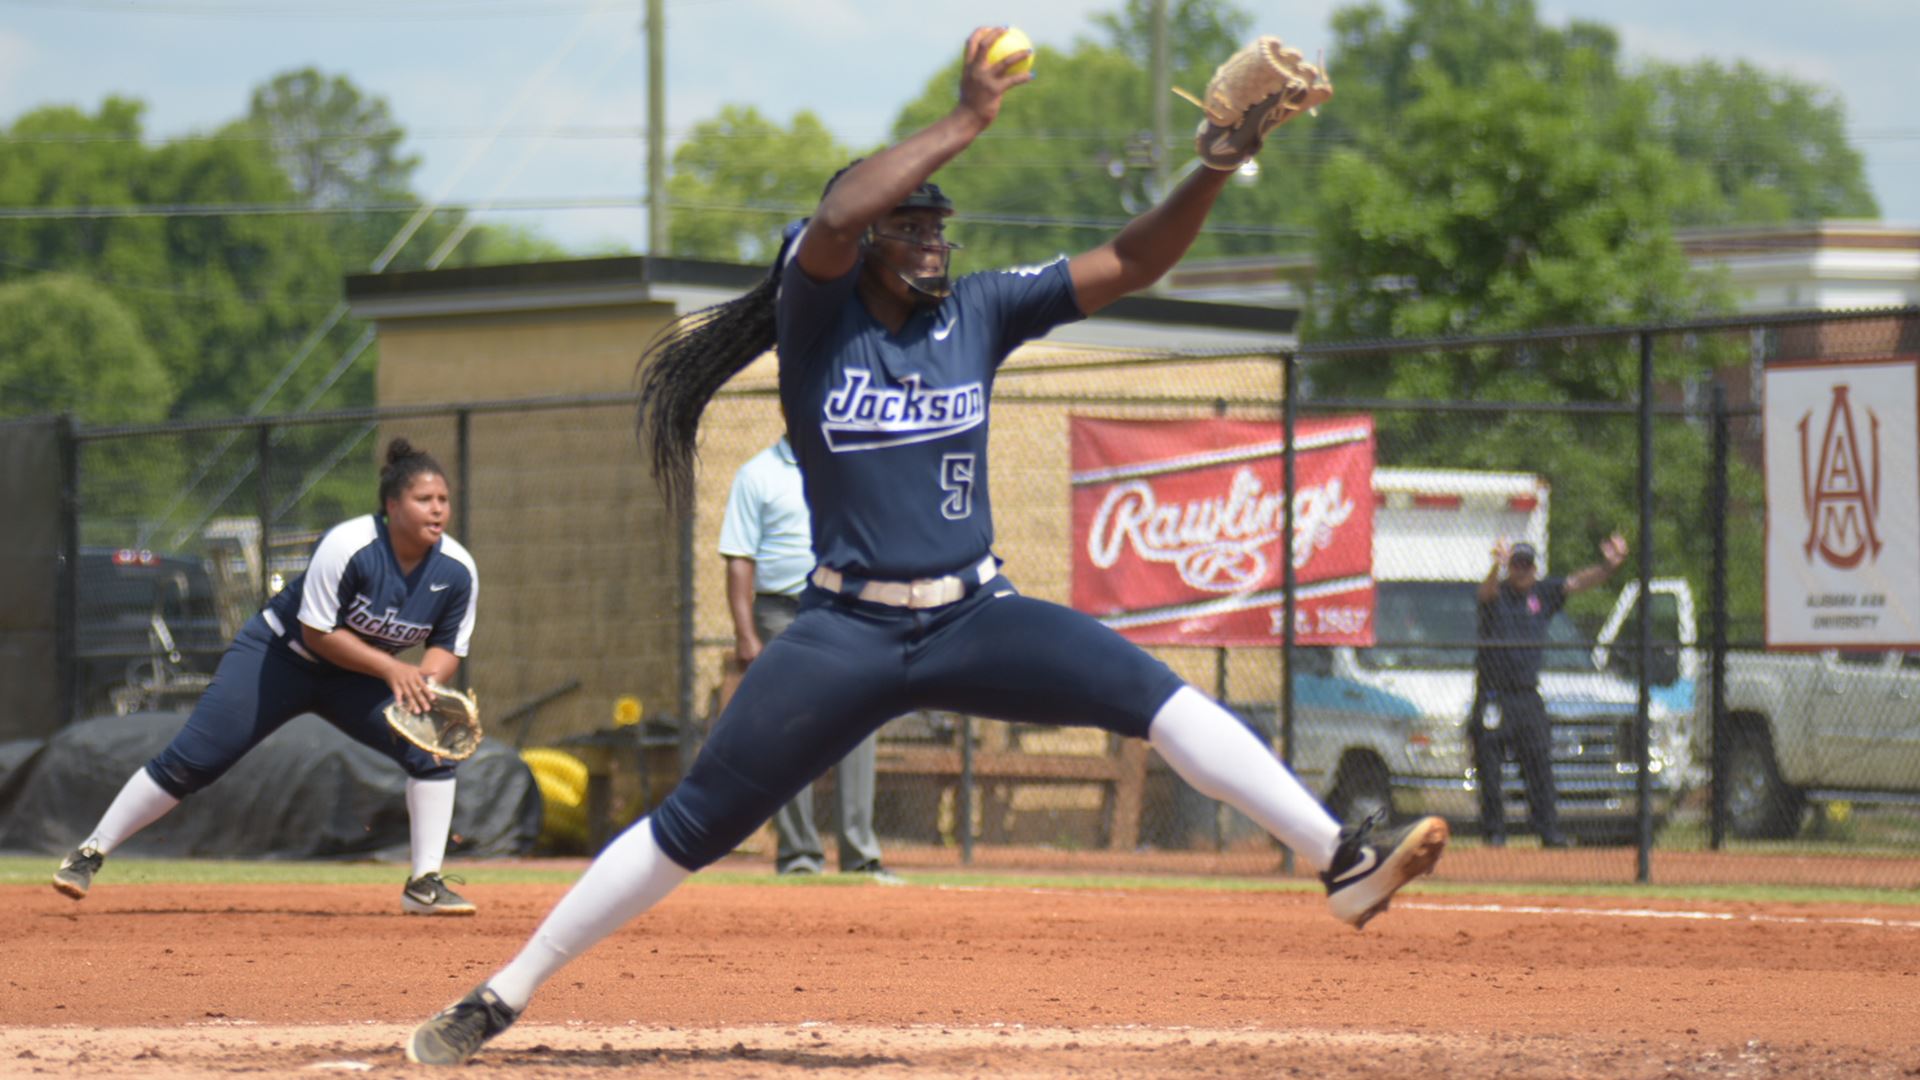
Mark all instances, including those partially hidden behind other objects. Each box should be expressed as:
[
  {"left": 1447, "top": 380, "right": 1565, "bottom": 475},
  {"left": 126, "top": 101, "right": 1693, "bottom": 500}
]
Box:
[
  {"left": 244, "top": 67, "right": 458, "bottom": 274},
  {"left": 0, "top": 275, "right": 172, "bottom": 422},
  {"left": 0, "top": 98, "right": 352, "bottom": 418},
  {"left": 886, "top": 9, "right": 1318, "bottom": 272},
  {"left": 1317, "top": 0, "right": 1624, "bottom": 152},
  {"left": 665, "top": 106, "right": 852, "bottom": 262},
  {"left": 1299, "top": 0, "right": 1766, "bottom": 628},
  {"left": 1640, "top": 59, "right": 1879, "bottom": 226},
  {"left": 247, "top": 68, "right": 419, "bottom": 208}
]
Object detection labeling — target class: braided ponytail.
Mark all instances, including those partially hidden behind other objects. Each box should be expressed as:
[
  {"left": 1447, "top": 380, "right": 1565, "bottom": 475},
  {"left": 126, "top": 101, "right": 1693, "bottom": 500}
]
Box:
[
  {"left": 634, "top": 277, "right": 779, "bottom": 514},
  {"left": 637, "top": 219, "right": 813, "bottom": 514}
]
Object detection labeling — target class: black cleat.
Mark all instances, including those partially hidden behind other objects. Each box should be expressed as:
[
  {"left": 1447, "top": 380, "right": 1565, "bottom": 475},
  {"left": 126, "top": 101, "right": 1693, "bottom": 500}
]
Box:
[
  {"left": 406, "top": 984, "right": 519, "bottom": 1066},
  {"left": 402, "top": 872, "right": 477, "bottom": 916},
  {"left": 844, "top": 860, "right": 905, "bottom": 886},
  {"left": 1321, "top": 814, "right": 1448, "bottom": 930},
  {"left": 52, "top": 846, "right": 104, "bottom": 900}
]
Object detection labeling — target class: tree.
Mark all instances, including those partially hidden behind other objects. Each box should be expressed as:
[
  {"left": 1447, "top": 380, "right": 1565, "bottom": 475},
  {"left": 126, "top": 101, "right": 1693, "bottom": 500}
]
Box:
[
  {"left": 1316, "top": 0, "right": 1877, "bottom": 232},
  {"left": 884, "top": 1, "right": 1315, "bottom": 272},
  {"left": 1641, "top": 59, "right": 1878, "bottom": 225},
  {"left": 243, "top": 67, "right": 474, "bottom": 274},
  {"left": 665, "top": 106, "right": 851, "bottom": 262},
  {"left": 1315, "top": 0, "right": 1625, "bottom": 153},
  {"left": 1301, "top": 1, "right": 1751, "bottom": 627},
  {"left": 1309, "top": 60, "right": 1719, "bottom": 354},
  {"left": 0, "top": 99, "right": 349, "bottom": 419},
  {"left": 247, "top": 68, "right": 419, "bottom": 209},
  {"left": 0, "top": 275, "right": 173, "bottom": 423}
]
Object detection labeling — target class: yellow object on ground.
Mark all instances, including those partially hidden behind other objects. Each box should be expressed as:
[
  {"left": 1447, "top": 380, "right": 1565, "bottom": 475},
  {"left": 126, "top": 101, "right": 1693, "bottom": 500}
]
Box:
[{"left": 521, "top": 748, "right": 590, "bottom": 851}]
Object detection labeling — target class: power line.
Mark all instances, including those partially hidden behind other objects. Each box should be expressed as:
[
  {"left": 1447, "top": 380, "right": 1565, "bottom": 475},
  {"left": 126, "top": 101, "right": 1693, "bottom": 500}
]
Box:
[
  {"left": 0, "top": 0, "right": 742, "bottom": 17},
  {"left": 0, "top": 252, "right": 342, "bottom": 307},
  {"left": 0, "top": 197, "right": 645, "bottom": 220},
  {"left": 663, "top": 200, "right": 1313, "bottom": 238},
  {"left": 0, "top": 197, "right": 1309, "bottom": 238},
  {"left": 0, "top": 125, "right": 647, "bottom": 145},
  {"left": 0, "top": 0, "right": 646, "bottom": 18},
  {"left": 11, "top": 124, "right": 1918, "bottom": 148}
]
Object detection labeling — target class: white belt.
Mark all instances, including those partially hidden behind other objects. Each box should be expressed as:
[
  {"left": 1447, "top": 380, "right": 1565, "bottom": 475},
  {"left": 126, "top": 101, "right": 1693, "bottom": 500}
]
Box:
[
  {"left": 262, "top": 608, "right": 320, "bottom": 662},
  {"left": 810, "top": 555, "right": 997, "bottom": 609}
]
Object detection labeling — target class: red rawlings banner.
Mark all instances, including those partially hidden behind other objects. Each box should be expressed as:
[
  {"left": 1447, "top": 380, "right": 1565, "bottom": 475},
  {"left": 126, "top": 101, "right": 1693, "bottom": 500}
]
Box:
[{"left": 1070, "top": 416, "right": 1375, "bottom": 647}]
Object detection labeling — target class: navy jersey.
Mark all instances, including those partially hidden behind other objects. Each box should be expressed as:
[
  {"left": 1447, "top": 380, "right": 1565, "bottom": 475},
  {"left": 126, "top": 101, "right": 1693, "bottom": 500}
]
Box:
[
  {"left": 776, "top": 238, "right": 1084, "bottom": 578},
  {"left": 1477, "top": 576, "right": 1567, "bottom": 690},
  {"left": 259, "top": 514, "right": 479, "bottom": 669}
]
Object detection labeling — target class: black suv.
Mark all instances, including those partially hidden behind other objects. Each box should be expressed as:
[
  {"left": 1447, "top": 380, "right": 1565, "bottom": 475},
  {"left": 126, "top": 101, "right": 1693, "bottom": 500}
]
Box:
[{"left": 74, "top": 547, "right": 227, "bottom": 717}]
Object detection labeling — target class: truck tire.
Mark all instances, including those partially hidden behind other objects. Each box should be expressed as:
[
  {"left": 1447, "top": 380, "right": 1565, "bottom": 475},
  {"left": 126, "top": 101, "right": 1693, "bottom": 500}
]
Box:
[
  {"left": 1326, "top": 756, "right": 1393, "bottom": 826},
  {"left": 1725, "top": 725, "right": 1804, "bottom": 840}
]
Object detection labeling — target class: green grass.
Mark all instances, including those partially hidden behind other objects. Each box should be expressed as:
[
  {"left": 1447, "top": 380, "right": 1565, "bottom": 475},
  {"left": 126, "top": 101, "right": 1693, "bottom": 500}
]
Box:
[{"left": 5, "top": 855, "right": 1917, "bottom": 908}]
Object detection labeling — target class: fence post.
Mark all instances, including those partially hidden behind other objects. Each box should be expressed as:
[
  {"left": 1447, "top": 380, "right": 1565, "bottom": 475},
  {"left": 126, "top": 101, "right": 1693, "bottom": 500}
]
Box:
[
  {"left": 1280, "top": 352, "right": 1298, "bottom": 876},
  {"left": 960, "top": 716, "right": 975, "bottom": 865},
  {"left": 676, "top": 504, "right": 696, "bottom": 775},
  {"left": 57, "top": 415, "right": 79, "bottom": 730},
  {"left": 456, "top": 409, "right": 472, "bottom": 692},
  {"left": 256, "top": 423, "right": 274, "bottom": 608},
  {"left": 1212, "top": 397, "right": 1230, "bottom": 851},
  {"left": 1707, "top": 382, "right": 1731, "bottom": 849},
  {"left": 1635, "top": 333, "right": 1655, "bottom": 883}
]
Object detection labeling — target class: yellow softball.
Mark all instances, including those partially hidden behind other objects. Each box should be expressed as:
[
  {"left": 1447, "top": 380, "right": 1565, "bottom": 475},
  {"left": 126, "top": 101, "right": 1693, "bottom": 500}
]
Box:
[{"left": 985, "top": 26, "right": 1035, "bottom": 77}]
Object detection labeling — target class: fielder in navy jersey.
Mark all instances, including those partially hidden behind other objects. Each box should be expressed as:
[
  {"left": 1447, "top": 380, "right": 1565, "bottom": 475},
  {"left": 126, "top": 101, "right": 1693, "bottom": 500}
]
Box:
[
  {"left": 53, "top": 438, "right": 483, "bottom": 916},
  {"left": 408, "top": 27, "right": 1448, "bottom": 1065}
]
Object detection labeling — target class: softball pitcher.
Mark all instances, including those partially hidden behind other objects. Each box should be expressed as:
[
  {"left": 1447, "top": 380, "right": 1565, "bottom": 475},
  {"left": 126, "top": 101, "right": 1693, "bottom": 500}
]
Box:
[
  {"left": 53, "top": 438, "right": 481, "bottom": 915},
  {"left": 409, "top": 27, "right": 1443, "bottom": 1064}
]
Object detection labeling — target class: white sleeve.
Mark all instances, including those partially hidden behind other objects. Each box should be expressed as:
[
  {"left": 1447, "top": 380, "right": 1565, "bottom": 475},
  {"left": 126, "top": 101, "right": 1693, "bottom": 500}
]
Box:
[
  {"left": 438, "top": 537, "right": 481, "bottom": 658},
  {"left": 716, "top": 463, "right": 764, "bottom": 560},
  {"left": 297, "top": 517, "right": 376, "bottom": 633},
  {"left": 453, "top": 570, "right": 477, "bottom": 657}
]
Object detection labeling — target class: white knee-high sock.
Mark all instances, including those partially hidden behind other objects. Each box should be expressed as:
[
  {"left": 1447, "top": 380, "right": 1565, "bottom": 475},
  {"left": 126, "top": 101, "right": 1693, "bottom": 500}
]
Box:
[
  {"left": 406, "top": 777, "right": 458, "bottom": 879},
  {"left": 486, "top": 819, "right": 691, "bottom": 1012},
  {"left": 1148, "top": 686, "right": 1342, "bottom": 872},
  {"left": 83, "top": 769, "right": 181, "bottom": 855}
]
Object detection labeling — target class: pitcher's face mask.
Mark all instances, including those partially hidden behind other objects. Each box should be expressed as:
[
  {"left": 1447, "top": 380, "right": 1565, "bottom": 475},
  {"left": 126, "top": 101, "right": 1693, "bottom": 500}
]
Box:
[{"left": 868, "top": 211, "right": 961, "bottom": 304}]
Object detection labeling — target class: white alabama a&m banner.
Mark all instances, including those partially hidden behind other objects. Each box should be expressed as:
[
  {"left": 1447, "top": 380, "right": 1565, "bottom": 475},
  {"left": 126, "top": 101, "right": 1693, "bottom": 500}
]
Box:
[
  {"left": 1070, "top": 415, "right": 1375, "bottom": 647},
  {"left": 1764, "top": 357, "right": 1920, "bottom": 648}
]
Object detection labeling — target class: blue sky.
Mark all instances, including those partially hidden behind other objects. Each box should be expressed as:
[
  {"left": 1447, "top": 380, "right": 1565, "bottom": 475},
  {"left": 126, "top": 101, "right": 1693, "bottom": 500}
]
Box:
[{"left": 1, "top": 0, "right": 1912, "bottom": 257}]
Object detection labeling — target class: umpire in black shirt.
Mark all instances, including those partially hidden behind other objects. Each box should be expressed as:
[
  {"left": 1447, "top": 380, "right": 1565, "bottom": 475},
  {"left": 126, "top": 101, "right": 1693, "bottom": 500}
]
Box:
[{"left": 1472, "top": 532, "right": 1628, "bottom": 848}]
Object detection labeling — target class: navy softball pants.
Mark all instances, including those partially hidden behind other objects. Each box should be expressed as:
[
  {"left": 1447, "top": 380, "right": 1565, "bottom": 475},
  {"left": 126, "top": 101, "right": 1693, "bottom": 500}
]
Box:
[
  {"left": 144, "top": 617, "right": 453, "bottom": 799},
  {"left": 650, "top": 575, "right": 1186, "bottom": 870}
]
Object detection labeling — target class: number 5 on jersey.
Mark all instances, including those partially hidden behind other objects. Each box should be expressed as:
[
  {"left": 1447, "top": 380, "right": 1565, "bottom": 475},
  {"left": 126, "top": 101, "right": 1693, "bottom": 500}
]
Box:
[{"left": 940, "top": 453, "right": 976, "bottom": 520}]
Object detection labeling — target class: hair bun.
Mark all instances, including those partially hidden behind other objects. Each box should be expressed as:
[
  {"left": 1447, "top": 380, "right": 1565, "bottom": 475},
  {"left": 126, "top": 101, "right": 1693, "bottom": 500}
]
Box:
[{"left": 385, "top": 437, "right": 418, "bottom": 466}]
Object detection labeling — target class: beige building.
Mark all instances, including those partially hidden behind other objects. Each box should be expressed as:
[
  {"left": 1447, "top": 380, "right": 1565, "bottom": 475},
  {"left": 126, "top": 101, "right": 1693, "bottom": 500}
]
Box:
[{"left": 346, "top": 257, "right": 1299, "bottom": 834}]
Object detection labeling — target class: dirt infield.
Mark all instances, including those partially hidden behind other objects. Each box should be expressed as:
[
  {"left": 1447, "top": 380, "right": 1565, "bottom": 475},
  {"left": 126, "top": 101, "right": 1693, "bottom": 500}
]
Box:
[{"left": 5, "top": 873, "right": 1920, "bottom": 1077}]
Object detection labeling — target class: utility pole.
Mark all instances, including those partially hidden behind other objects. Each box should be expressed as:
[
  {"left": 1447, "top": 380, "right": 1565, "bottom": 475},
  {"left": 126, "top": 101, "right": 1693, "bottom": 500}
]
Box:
[
  {"left": 647, "top": 0, "right": 667, "bottom": 257},
  {"left": 1150, "top": 0, "right": 1170, "bottom": 200}
]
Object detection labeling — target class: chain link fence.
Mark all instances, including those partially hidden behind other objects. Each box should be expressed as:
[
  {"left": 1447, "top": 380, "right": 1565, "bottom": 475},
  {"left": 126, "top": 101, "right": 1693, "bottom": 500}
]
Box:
[{"left": 41, "top": 305, "right": 1920, "bottom": 889}]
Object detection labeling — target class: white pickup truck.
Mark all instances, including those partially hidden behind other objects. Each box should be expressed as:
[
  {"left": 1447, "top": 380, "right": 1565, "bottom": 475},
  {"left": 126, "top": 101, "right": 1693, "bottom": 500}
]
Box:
[
  {"left": 1597, "top": 579, "right": 1920, "bottom": 839},
  {"left": 1282, "top": 469, "right": 1695, "bottom": 844}
]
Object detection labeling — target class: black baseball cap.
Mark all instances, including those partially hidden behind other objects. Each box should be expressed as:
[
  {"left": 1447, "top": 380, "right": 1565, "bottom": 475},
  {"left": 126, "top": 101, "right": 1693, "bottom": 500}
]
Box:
[{"left": 1509, "top": 542, "right": 1538, "bottom": 567}]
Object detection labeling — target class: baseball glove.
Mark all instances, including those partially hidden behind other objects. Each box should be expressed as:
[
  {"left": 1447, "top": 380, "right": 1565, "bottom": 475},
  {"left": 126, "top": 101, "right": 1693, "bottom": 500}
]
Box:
[
  {"left": 385, "top": 680, "right": 483, "bottom": 762},
  {"left": 1176, "top": 36, "right": 1333, "bottom": 171}
]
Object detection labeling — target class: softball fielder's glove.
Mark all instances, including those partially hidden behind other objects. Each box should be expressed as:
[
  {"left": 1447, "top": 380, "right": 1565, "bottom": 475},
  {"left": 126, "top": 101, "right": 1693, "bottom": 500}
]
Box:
[
  {"left": 385, "top": 680, "right": 483, "bottom": 762},
  {"left": 1177, "top": 36, "right": 1333, "bottom": 171}
]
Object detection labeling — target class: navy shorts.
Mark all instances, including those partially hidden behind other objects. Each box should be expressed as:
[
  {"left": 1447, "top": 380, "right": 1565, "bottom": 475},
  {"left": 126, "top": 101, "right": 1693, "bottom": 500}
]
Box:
[
  {"left": 650, "top": 576, "right": 1186, "bottom": 869},
  {"left": 144, "top": 616, "right": 454, "bottom": 799}
]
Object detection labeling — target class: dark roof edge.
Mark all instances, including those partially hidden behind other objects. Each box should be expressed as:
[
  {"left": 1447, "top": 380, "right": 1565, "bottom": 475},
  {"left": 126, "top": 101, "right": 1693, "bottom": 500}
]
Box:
[
  {"left": 344, "top": 256, "right": 1297, "bottom": 332},
  {"left": 343, "top": 255, "right": 765, "bottom": 300}
]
